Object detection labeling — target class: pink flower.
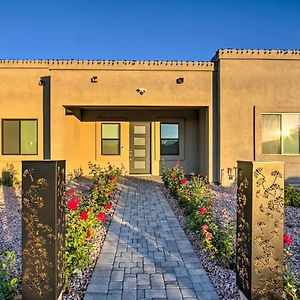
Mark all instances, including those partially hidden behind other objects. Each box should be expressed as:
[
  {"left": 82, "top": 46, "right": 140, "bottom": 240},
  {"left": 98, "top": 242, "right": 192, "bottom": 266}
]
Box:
[
  {"left": 181, "top": 178, "right": 187, "bottom": 184},
  {"left": 199, "top": 207, "right": 207, "bottom": 214},
  {"left": 80, "top": 211, "right": 88, "bottom": 220},
  {"left": 68, "top": 189, "right": 75, "bottom": 194},
  {"left": 97, "top": 212, "right": 106, "bottom": 221},
  {"left": 105, "top": 203, "right": 112, "bottom": 210},
  {"left": 283, "top": 233, "right": 292, "bottom": 245},
  {"left": 205, "top": 232, "right": 212, "bottom": 239},
  {"left": 201, "top": 224, "right": 209, "bottom": 231}
]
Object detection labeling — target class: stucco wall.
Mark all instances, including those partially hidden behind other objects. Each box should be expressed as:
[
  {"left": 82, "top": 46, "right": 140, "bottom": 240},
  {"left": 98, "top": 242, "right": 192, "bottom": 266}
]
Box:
[
  {"left": 0, "top": 67, "right": 48, "bottom": 177},
  {"left": 0, "top": 61, "right": 213, "bottom": 178},
  {"left": 218, "top": 58, "right": 300, "bottom": 185}
]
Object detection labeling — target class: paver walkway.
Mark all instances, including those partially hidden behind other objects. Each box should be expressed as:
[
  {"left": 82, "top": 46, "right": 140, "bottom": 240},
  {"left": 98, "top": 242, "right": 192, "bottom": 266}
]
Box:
[{"left": 84, "top": 177, "right": 219, "bottom": 300}]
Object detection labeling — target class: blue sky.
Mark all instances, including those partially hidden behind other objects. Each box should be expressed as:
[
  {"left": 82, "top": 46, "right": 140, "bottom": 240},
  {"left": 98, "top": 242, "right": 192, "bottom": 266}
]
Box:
[{"left": 0, "top": 0, "right": 299, "bottom": 61}]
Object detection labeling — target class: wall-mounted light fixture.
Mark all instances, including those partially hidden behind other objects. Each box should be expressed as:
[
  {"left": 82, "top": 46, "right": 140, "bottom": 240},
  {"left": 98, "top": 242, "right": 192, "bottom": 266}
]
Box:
[
  {"left": 91, "top": 76, "right": 98, "bottom": 83},
  {"left": 176, "top": 77, "right": 184, "bottom": 84},
  {"left": 38, "top": 78, "right": 45, "bottom": 86},
  {"left": 136, "top": 88, "right": 147, "bottom": 95}
]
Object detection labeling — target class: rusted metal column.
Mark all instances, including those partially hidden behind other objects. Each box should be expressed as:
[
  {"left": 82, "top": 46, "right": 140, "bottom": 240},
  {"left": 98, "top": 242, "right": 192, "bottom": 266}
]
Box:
[
  {"left": 22, "top": 160, "right": 65, "bottom": 300},
  {"left": 236, "top": 161, "right": 284, "bottom": 300}
]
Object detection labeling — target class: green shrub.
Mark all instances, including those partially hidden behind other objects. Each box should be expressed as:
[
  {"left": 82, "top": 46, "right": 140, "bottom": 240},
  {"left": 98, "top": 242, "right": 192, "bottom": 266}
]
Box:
[
  {"left": 65, "top": 163, "right": 121, "bottom": 286},
  {"left": 285, "top": 185, "right": 300, "bottom": 208},
  {"left": 1, "top": 171, "right": 13, "bottom": 187},
  {"left": 0, "top": 164, "right": 19, "bottom": 186},
  {"left": 163, "top": 162, "right": 236, "bottom": 270},
  {"left": 0, "top": 249, "right": 18, "bottom": 300}
]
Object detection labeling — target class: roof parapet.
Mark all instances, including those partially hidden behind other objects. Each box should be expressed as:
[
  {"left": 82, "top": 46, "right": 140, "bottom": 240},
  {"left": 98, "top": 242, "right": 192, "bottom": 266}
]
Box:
[
  {"left": 211, "top": 48, "right": 300, "bottom": 61},
  {"left": 0, "top": 59, "right": 215, "bottom": 71}
]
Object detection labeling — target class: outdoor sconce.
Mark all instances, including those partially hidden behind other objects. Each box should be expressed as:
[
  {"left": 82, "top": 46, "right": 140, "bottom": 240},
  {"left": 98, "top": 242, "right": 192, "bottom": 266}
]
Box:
[
  {"left": 176, "top": 77, "right": 184, "bottom": 84},
  {"left": 91, "top": 76, "right": 98, "bottom": 83},
  {"left": 136, "top": 88, "right": 147, "bottom": 95},
  {"left": 38, "top": 78, "right": 45, "bottom": 86}
]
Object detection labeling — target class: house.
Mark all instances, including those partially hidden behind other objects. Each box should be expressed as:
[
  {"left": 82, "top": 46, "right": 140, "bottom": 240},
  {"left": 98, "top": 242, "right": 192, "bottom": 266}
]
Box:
[{"left": 0, "top": 49, "right": 299, "bottom": 185}]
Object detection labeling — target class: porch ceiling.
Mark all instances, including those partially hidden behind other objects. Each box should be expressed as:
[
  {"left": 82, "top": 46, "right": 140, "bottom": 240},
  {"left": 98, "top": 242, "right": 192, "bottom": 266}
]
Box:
[{"left": 64, "top": 105, "right": 206, "bottom": 121}]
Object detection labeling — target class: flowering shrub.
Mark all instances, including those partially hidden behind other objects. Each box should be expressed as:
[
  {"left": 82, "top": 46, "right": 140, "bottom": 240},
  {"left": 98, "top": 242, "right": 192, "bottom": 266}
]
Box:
[
  {"left": 162, "top": 162, "right": 235, "bottom": 269},
  {"left": 283, "top": 233, "right": 300, "bottom": 299},
  {"left": 65, "top": 164, "right": 122, "bottom": 286}
]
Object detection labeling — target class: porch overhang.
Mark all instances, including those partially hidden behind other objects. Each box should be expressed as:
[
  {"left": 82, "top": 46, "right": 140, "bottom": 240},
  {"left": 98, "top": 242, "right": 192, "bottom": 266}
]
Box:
[{"left": 63, "top": 105, "right": 207, "bottom": 122}]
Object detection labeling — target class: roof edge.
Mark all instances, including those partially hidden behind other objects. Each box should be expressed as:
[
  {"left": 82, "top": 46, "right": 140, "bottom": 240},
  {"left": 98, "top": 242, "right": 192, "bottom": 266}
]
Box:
[
  {"left": 0, "top": 59, "right": 215, "bottom": 71},
  {"left": 211, "top": 48, "right": 300, "bottom": 61}
]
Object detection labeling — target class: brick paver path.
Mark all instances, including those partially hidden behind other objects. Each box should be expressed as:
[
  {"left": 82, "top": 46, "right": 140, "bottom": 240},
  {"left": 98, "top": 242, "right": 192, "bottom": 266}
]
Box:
[{"left": 84, "top": 177, "right": 219, "bottom": 300}]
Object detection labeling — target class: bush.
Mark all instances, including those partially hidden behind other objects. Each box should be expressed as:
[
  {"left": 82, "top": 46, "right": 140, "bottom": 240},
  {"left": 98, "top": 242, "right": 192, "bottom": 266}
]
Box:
[
  {"left": 0, "top": 164, "right": 19, "bottom": 186},
  {"left": 285, "top": 185, "right": 300, "bottom": 208},
  {"left": 64, "top": 163, "right": 121, "bottom": 286},
  {"left": 162, "top": 162, "right": 236, "bottom": 270},
  {"left": 0, "top": 249, "right": 18, "bottom": 300}
]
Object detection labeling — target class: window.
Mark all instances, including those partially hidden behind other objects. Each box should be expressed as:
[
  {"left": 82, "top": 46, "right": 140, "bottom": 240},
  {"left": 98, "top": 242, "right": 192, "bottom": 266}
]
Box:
[
  {"left": 2, "top": 119, "right": 38, "bottom": 155},
  {"left": 160, "top": 123, "right": 179, "bottom": 155},
  {"left": 101, "top": 123, "right": 120, "bottom": 155},
  {"left": 262, "top": 114, "right": 300, "bottom": 154}
]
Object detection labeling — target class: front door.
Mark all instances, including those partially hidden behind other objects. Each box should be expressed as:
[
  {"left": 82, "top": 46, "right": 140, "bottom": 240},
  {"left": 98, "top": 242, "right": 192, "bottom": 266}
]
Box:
[{"left": 129, "top": 122, "right": 151, "bottom": 174}]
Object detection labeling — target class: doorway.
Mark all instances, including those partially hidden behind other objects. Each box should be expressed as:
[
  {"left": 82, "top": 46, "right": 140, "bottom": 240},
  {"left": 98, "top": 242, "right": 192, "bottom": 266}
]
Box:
[{"left": 129, "top": 122, "right": 151, "bottom": 174}]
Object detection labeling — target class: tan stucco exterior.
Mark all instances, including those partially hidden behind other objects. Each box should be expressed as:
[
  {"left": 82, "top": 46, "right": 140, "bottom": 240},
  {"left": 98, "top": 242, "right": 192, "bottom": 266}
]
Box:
[
  {"left": 0, "top": 49, "right": 300, "bottom": 185},
  {"left": 213, "top": 49, "right": 300, "bottom": 185}
]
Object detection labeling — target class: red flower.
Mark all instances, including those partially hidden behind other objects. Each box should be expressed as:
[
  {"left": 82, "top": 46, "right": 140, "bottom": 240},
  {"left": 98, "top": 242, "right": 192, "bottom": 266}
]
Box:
[
  {"left": 80, "top": 211, "right": 88, "bottom": 220},
  {"left": 68, "top": 189, "right": 75, "bottom": 194},
  {"left": 181, "top": 178, "right": 187, "bottom": 184},
  {"left": 283, "top": 233, "right": 292, "bottom": 245},
  {"left": 97, "top": 212, "right": 106, "bottom": 221},
  {"left": 105, "top": 203, "right": 112, "bottom": 210},
  {"left": 110, "top": 175, "right": 116, "bottom": 181},
  {"left": 68, "top": 197, "right": 80, "bottom": 210},
  {"left": 87, "top": 229, "right": 91, "bottom": 239},
  {"left": 201, "top": 224, "right": 209, "bottom": 231},
  {"left": 205, "top": 232, "right": 212, "bottom": 239},
  {"left": 199, "top": 207, "right": 207, "bottom": 214}
]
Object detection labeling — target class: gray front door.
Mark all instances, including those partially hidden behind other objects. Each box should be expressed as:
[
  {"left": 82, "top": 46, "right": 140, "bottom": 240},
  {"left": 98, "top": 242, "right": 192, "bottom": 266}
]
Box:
[{"left": 129, "top": 122, "right": 151, "bottom": 174}]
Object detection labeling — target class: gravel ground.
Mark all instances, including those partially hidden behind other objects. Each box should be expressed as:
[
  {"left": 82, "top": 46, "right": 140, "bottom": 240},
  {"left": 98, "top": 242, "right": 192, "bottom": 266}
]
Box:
[
  {"left": 164, "top": 183, "right": 300, "bottom": 300},
  {"left": 0, "top": 177, "right": 123, "bottom": 300}
]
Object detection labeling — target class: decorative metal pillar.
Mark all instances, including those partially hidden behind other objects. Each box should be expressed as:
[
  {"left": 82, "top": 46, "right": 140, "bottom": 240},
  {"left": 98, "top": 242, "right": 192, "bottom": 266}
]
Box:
[
  {"left": 236, "top": 161, "right": 284, "bottom": 300},
  {"left": 22, "top": 160, "right": 65, "bottom": 300}
]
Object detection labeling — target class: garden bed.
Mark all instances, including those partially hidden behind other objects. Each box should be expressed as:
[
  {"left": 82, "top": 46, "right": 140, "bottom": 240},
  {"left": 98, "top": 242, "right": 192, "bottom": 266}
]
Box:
[
  {"left": 161, "top": 161, "right": 300, "bottom": 299},
  {"left": 163, "top": 177, "right": 300, "bottom": 299},
  {"left": 0, "top": 164, "right": 123, "bottom": 300}
]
